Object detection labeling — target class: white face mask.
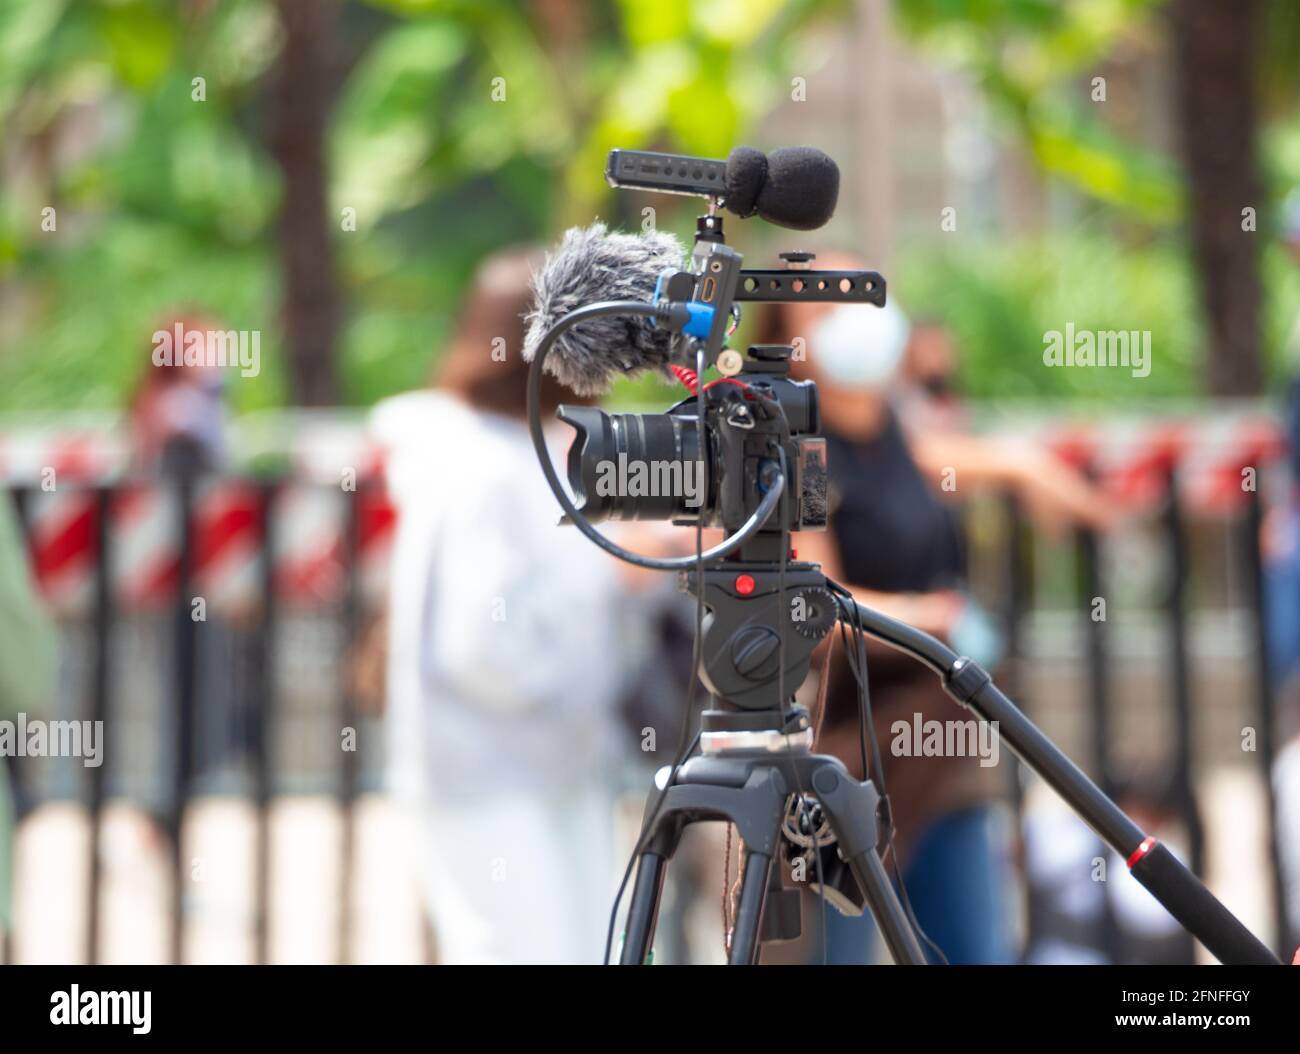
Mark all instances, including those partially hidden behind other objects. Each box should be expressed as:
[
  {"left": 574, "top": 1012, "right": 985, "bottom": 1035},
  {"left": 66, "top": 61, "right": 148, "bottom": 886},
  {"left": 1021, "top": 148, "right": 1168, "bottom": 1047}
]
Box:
[{"left": 810, "top": 302, "right": 910, "bottom": 389}]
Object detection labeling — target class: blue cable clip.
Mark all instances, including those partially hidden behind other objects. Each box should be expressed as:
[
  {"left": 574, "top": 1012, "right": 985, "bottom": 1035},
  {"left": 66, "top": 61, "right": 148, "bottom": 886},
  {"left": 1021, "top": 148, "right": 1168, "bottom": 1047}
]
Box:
[{"left": 652, "top": 269, "right": 714, "bottom": 338}]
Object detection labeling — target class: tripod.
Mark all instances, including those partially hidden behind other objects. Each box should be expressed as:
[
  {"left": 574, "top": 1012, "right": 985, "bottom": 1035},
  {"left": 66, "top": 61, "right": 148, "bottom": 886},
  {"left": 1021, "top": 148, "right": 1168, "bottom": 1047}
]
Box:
[
  {"left": 617, "top": 561, "right": 1281, "bottom": 966},
  {"left": 619, "top": 562, "right": 925, "bottom": 964}
]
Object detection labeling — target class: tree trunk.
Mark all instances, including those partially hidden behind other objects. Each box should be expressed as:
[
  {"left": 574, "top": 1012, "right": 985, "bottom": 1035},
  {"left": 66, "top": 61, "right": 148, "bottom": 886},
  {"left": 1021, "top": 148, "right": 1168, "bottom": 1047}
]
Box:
[
  {"left": 1169, "top": 0, "right": 1263, "bottom": 396},
  {"left": 270, "top": 0, "right": 339, "bottom": 406}
]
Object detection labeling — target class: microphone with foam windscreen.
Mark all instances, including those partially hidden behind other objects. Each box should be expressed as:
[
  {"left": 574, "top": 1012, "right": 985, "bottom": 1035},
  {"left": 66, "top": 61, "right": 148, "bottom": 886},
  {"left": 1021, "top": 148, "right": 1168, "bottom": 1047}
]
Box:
[
  {"left": 605, "top": 146, "right": 840, "bottom": 231},
  {"left": 525, "top": 146, "right": 848, "bottom": 394},
  {"left": 522, "top": 222, "right": 693, "bottom": 396}
]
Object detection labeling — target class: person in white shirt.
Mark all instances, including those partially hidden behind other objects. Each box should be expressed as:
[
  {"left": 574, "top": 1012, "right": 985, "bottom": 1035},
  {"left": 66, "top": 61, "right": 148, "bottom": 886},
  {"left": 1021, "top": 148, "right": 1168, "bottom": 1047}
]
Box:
[{"left": 372, "top": 248, "right": 635, "bottom": 964}]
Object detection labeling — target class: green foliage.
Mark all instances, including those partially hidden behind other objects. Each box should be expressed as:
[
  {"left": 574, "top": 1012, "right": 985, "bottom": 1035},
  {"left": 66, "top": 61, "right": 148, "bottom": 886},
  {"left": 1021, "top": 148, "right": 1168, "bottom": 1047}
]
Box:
[
  {"left": 895, "top": 0, "right": 1181, "bottom": 224},
  {"left": 895, "top": 233, "right": 1300, "bottom": 400},
  {"left": 0, "top": 0, "right": 284, "bottom": 412},
  {"left": 2, "top": 0, "right": 1297, "bottom": 412},
  {"left": 0, "top": 0, "right": 841, "bottom": 410},
  {"left": 897, "top": 233, "right": 1198, "bottom": 398}
]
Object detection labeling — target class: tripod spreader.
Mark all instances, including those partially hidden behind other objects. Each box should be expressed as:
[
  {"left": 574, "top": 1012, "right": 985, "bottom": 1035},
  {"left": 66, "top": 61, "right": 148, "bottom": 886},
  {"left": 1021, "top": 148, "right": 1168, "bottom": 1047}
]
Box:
[
  {"left": 838, "top": 594, "right": 1281, "bottom": 966},
  {"left": 621, "top": 750, "right": 927, "bottom": 965}
]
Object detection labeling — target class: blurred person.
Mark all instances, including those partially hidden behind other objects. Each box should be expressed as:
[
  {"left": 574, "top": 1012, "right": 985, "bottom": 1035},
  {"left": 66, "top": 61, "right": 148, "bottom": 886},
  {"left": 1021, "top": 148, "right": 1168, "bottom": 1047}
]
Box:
[
  {"left": 371, "top": 247, "right": 634, "bottom": 964},
  {"left": 130, "top": 313, "right": 250, "bottom": 802},
  {"left": 1023, "top": 776, "right": 1193, "bottom": 965},
  {"left": 1266, "top": 189, "right": 1300, "bottom": 949},
  {"left": 0, "top": 497, "right": 57, "bottom": 948},
  {"left": 1266, "top": 192, "right": 1300, "bottom": 688},
  {"left": 129, "top": 313, "right": 229, "bottom": 477},
  {"left": 896, "top": 312, "right": 1108, "bottom": 535},
  {"left": 896, "top": 317, "right": 965, "bottom": 434},
  {"left": 760, "top": 253, "right": 1116, "bottom": 963}
]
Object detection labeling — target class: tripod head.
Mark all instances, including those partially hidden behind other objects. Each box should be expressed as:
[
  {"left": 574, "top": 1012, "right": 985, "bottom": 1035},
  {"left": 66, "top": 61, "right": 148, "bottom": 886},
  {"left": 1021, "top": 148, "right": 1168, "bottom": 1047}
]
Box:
[{"left": 685, "top": 560, "right": 838, "bottom": 744}]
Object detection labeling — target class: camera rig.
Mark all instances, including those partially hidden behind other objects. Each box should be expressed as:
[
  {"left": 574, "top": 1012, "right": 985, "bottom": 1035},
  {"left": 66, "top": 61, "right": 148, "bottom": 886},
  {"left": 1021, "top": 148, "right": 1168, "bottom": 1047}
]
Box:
[
  {"left": 524, "top": 147, "right": 1280, "bottom": 966},
  {"left": 551, "top": 216, "right": 884, "bottom": 727}
]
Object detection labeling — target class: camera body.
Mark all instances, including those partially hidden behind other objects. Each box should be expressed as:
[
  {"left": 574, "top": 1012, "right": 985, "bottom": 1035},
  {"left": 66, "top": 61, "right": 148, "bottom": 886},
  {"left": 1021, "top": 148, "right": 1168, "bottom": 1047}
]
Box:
[
  {"left": 553, "top": 193, "right": 882, "bottom": 557},
  {"left": 558, "top": 342, "right": 828, "bottom": 546}
]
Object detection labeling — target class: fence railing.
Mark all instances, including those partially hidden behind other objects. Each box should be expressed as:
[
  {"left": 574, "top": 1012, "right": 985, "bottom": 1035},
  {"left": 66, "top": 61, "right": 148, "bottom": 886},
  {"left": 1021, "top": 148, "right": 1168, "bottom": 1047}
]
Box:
[
  {"left": 5, "top": 474, "right": 390, "bottom": 964},
  {"left": 991, "top": 421, "right": 1293, "bottom": 961},
  {"left": 2, "top": 410, "right": 1295, "bottom": 962}
]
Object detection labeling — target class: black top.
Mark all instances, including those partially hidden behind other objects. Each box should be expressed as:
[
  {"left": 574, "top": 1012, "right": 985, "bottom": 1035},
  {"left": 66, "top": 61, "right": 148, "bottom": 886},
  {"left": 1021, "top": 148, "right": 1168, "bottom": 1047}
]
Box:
[
  {"left": 817, "top": 410, "right": 993, "bottom": 820},
  {"left": 825, "top": 408, "right": 965, "bottom": 593}
]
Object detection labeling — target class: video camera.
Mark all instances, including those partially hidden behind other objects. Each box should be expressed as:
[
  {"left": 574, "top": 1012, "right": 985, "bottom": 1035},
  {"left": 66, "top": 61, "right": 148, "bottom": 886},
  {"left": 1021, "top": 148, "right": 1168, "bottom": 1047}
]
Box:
[{"left": 551, "top": 148, "right": 886, "bottom": 559}]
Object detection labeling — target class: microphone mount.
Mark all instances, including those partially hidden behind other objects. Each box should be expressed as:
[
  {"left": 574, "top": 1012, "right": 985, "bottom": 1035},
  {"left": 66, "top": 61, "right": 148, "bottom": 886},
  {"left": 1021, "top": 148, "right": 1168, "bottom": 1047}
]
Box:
[{"left": 656, "top": 214, "right": 888, "bottom": 377}]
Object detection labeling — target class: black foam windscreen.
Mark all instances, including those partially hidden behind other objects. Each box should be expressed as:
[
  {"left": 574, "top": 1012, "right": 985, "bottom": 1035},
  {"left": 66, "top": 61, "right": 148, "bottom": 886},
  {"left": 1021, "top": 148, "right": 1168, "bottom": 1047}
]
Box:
[
  {"left": 724, "top": 146, "right": 768, "bottom": 219},
  {"left": 754, "top": 146, "right": 839, "bottom": 231}
]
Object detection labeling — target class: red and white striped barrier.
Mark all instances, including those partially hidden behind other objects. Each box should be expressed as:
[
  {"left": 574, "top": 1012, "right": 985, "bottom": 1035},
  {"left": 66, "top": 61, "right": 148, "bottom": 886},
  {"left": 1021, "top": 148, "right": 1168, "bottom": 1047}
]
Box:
[
  {"left": 3, "top": 409, "right": 1290, "bottom": 615},
  {"left": 5, "top": 416, "right": 394, "bottom": 616},
  {"left": 1041, "top": 413, "right": 1286, "bottom": 515},
  {"left": 23, "top": 479, "right": 395, "bottom": 617}
]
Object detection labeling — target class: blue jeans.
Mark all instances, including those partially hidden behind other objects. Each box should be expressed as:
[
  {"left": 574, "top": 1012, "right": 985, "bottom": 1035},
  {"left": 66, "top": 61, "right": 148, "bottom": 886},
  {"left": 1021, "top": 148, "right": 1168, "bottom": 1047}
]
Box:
[
  {"left": 1264, "top": 504, "right": 1300, "bottom": 688},
  {"left": 817, "top": 804, "right": 1018, "bottom": 964}
]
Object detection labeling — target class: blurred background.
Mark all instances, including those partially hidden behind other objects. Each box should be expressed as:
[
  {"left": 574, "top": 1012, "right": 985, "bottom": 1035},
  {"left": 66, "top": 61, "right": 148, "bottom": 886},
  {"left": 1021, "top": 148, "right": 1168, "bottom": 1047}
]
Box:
[{"left": 1, "top": 0, "right": 1299, "bottom": 964}]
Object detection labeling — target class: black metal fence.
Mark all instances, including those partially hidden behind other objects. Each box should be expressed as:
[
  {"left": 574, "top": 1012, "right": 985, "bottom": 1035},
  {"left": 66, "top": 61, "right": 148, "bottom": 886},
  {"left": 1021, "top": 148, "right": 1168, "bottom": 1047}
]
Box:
[
  {"left": 995, "top": 466, "right": 1292, "bottom": 961},
  {"left": 4, "top": 478, "right": 385, "bottom": 964},
  {"left": 2, "top": 456, "right": 1294, "bottom": 963}
]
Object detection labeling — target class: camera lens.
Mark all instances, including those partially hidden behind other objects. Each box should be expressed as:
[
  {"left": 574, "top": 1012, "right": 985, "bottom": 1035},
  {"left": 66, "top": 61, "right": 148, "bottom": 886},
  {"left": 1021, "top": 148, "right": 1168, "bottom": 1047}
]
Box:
[{"left": 557, "top": 405, "right": 708, "bottom": 522}]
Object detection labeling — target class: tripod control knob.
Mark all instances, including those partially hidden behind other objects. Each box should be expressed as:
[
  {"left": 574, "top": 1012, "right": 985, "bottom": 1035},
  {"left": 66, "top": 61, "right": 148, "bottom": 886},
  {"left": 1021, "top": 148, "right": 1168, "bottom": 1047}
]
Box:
[
  {"left": 730, "top": 626, "right": 782, "bottom": 680},
  {"left": 791, "top": 586, "right": 837, "bottom": 639}
]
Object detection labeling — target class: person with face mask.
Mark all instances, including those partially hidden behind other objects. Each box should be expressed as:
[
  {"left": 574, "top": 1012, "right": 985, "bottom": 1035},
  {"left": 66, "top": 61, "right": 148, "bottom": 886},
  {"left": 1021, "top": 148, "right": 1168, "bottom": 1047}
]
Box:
[{"left": 757, "top": 252, "right": 1116, "bottom": 964}]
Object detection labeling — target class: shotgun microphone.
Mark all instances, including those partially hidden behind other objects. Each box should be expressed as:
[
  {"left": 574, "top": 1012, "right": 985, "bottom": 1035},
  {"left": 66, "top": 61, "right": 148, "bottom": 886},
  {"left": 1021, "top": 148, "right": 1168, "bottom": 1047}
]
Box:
[{"left": 605, "top": 145, "right": 840, "bottom": 231}]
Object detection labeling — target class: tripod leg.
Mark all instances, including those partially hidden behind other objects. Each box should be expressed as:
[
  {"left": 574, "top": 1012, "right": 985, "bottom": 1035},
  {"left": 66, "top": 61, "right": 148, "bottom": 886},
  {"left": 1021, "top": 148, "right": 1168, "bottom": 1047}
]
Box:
[
  {"left": 619, "top": 852, "right": 666, "bottom": 965},
  {"left": 727, "top": 850, "right": 773, "bottom": 965},
  {"left": 841, "top": 596, "right": 1281, "bottom": 964},
  {"left": 848, "top": 848, "right": 927, "bottom": 965},
  {"left": 811, "top": 762, "right": 928, "bottom": 964}
]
